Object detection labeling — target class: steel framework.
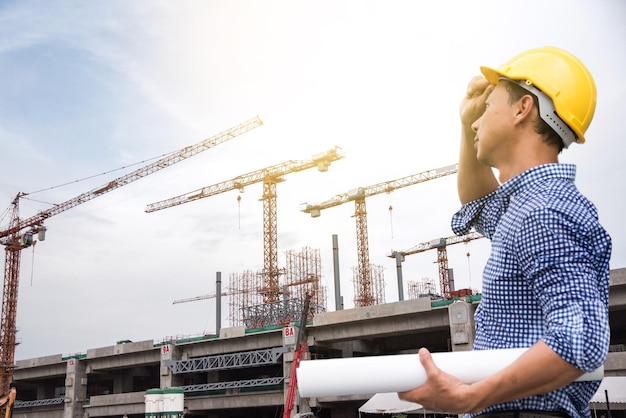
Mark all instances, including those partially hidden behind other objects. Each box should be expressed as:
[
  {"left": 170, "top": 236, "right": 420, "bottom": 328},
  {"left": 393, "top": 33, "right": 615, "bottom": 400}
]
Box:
[
  {"left": 174, "top": 247, "right": 327, "bottom": 329},
  {"left": 14, "top": 398, "right": 64, "bottom": 408},
  {"left": 353, "top": 263, "right": 385, "bottom": 306},
  {"left": 228, "top": 270, "right": 263, "bottom": 327},
  {"left": 183, "top": 377, "right": 284, "bottom": 393},
  {"left": 407, "top": 277, "right": 438, "bottom": 300},
  {"left": 284, "top": 247, "right": 326, "bottom": 313},
  {"left": 165, "top": 347, "right": 286, "bottom": 374}
]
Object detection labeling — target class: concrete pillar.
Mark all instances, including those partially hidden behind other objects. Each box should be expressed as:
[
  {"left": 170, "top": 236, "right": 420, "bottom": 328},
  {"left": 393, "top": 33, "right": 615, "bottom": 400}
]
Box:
[
  {"left": 332, "top": 234, "right": 343, "bottom": 311},
  {"left": 216, "top": 271, "right": 222, "bottom": 334},
  {"left": 448, "top": 300, "right": 475, "bottom": 351},
  {"left": 283, "top": 325, "right": 311, "bottom": 418},
  {"left": 159, "top": 342, "right": 184, "bottom": 388},
  {"left": 394, "top": 251, "right": 405, "bottom": 301},
  {"left": 63, "top": 357, "right": 87, "bottom": 418}
]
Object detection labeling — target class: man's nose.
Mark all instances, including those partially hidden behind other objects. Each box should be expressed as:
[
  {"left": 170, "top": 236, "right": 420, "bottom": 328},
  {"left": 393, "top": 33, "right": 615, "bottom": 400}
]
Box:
[{"left": 471, "top": 117, "right": 480, "bottom": 133}]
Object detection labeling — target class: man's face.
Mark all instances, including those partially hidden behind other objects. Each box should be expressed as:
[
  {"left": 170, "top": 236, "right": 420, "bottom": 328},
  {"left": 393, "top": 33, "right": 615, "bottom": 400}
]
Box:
[{"left": 471, "top": 82, "right": 515, "bottom": 167}]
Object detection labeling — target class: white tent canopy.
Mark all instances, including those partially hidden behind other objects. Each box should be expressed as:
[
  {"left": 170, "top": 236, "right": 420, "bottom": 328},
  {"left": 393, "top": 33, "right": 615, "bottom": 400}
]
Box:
[
  {"left": 590, "top": 376, "right": 626, "bottom": 410},
  {"left": 360, "top": 378, "right": 626, "bottom": 416},
  {"left": 359, "top": 392, "right": 424, "bottom": 416}
]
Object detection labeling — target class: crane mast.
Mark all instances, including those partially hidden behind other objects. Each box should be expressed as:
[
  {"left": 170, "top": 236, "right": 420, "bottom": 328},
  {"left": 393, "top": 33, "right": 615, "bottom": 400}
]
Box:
[
  {"left": 0, "top": 200, "right": 26, "bottom": 397},
  {"left": 300, "top": 163, "right": 458, "bottom": 307},
  {"left": 0, "top": 116, "right": 263, "bottom": 403},
  {"left": 388, "top": 231, "right": 484, "bottom": 299},
  {"left": 146, "top": 147, "right": 344, "bottom": 304}
]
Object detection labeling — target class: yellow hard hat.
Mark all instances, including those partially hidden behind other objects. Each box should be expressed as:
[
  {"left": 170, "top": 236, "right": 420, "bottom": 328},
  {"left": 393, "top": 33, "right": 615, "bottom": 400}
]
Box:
[{"left": 480, "top": 46, "right": 596, "bottom": 146}]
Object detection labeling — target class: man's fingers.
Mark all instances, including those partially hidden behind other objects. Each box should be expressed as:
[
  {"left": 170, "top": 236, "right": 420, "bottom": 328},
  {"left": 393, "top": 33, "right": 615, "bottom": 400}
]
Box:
[
  {"left": 467, "top": 76, "right": 490, "bottom": 99},
  {"left": 480, "top": 83, "right": 495, "bottom": 100},
  {"left": 418, "top": 347, "right": 438, "bottom": 375},
  {"left": 397, "top": 390, "right": 411, "bottom": 401}
]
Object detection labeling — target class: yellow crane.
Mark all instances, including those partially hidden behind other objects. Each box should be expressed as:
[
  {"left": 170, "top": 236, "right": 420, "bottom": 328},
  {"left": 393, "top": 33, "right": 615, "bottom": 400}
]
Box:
[
  {"left": 300, "top": 164, "right": 458, "bottom": 307},
  {"left": 388, "top": 231, "right": 484, "bottom": 299},
  {"left": 172, "top": 275, "right": 318, "bottom": 305},
  {"left": 146, "top": 147, "right": 344, "bottom": 304},
  {"left": 0, "top": 116, "right": 262, "bottom": 412}
]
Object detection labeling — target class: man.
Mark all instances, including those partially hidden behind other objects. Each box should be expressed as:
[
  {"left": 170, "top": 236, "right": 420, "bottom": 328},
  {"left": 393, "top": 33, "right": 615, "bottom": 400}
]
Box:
[{"left": 399, "top": 46, "right": 611, "bottom": 417}]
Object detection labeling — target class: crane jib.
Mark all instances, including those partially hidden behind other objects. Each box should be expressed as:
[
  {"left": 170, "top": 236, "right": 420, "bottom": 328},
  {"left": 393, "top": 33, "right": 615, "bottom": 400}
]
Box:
[{"left": 0, "top": 116, "right": 262, "bottom": 240}]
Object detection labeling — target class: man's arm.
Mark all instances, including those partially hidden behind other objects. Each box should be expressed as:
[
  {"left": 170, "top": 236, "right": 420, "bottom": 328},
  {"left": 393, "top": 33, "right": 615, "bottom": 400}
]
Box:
[
  {"left": 398, "top": 341, "right": 584, "bottom": 413},
  {"left": 458, "top": 76, "right": 499, "bottom": 204}
]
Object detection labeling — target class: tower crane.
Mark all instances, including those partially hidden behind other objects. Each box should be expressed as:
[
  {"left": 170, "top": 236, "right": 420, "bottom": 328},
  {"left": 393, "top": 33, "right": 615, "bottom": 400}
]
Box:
[
  {"left": 300, "top": 163, "right": 458, "bottom": 307},
  {"left": 388, "top": 231, "right": 484, "bottom": 299},
  {"left": 173, "top": 290, "right": 242, "bottom": 305},
  {"left": 0, "top": 116, "right": 262, "bottom": 408},
  {"left": 172, "top": 275, "right": 319, "bottom": 305},
  {"left": 146, "top": 147, "right": 344, "bottom": 304}
]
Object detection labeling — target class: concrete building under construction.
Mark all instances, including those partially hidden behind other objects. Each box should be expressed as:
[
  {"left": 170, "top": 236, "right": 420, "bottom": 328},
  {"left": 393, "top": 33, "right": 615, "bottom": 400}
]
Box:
[{"left": 7, "top": 267, "right": 626, "bottom": 418}]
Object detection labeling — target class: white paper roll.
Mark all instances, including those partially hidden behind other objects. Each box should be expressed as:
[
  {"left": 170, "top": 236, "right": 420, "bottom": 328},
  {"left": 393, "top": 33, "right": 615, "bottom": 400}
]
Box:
[{"left": 297, "top": 348, "right": 604, "bottom": 398}]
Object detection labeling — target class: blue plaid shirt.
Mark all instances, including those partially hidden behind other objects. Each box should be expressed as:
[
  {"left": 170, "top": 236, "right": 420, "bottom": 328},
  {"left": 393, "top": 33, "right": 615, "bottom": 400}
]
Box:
[{"left": 452, "top": 164, "right": 611, "bottom": 418}]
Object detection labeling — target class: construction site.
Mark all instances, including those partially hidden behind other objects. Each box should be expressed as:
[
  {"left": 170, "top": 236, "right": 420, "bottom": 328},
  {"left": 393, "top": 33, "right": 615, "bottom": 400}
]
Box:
[{"left": 1, "top": 118, "right": 625, "bottom": 418}]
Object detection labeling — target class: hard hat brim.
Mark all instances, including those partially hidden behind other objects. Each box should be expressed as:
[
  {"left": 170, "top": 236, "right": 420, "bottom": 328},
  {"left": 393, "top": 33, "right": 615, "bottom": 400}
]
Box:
[{"left": 480, "top": 66, "right": 505, "bottom": 85}]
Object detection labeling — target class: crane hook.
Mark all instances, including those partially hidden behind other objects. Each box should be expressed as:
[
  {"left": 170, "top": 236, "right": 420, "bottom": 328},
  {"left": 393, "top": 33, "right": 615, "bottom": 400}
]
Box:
[{"left": 237, "top": 195, "right": 242, "bottom": 229}]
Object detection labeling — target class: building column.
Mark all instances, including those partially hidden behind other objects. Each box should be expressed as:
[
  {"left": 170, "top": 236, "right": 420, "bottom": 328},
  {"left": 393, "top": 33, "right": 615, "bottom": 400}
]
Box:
[
  {"left": 448, "top": 300, "right": 475, "bottom": 351},
  {"left": 283, "top": 325, "right": 311, "bottom": 418},
  {"left": 159, "top": 342, "right": 183, "bottom": 388},
  {"left": 63, "top": 357, "right": 87, "bottom": 418}
]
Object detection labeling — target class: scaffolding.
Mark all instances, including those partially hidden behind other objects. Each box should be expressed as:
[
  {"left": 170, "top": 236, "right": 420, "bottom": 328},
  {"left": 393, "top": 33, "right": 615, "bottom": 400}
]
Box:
[
  {"left": 407, "top": 277, "right": 439, "bottom": 300},
  {"left": 284, "top": 247, "right": 327, "bottom": 313},
  {"left": 228, "top": 247, "right": 327, "bottom": 329},
  {"left": 228, "top": 270, "right": 263, "bottom": 327},
  {"left": 353, "top": 263, "right": 385, "bottom": 307}
]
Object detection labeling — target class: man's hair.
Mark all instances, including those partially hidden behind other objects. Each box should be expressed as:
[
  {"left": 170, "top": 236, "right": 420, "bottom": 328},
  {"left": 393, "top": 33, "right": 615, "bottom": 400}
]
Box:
[{"left": 503, "top": 80, "right": 564, "bottom": 152}]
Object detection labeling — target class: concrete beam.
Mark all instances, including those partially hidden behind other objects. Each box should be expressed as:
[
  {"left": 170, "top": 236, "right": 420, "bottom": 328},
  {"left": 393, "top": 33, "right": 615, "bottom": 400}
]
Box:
[
  {"left": 180, "top": 329, "right": 283, "bottom": 358},
  {"left": 310, "top": 308, "right": 449, "bottom": 343},
  {"left": 87, "top": 340, "right": 155, "bottom": 358},
  {"left": 186, "top": 390, "right": 283, "bottom": 410},
  {"left": 85, "top": 391, "right": 145, "bottom": 416}
]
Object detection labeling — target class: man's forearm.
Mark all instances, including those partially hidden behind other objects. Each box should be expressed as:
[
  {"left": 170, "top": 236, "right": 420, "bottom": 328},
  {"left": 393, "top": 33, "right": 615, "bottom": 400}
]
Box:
[
  {"left": 457, "top": 125, "right": 498, "bottom": 204},
  {"left": 466, "top": 341, "right": 585, "bottom": 412}
]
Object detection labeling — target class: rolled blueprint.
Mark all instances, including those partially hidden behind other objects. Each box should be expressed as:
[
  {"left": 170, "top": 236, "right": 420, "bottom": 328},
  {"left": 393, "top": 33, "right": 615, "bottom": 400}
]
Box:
[{"left": 297, "top": 348, "right": 604, "bottom": 398}]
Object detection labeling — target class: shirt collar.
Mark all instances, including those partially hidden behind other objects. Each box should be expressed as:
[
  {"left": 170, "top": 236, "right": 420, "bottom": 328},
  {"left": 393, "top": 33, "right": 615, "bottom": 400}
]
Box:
[{"left": 495, "top": 163, "right": 577, "bottom": 201}]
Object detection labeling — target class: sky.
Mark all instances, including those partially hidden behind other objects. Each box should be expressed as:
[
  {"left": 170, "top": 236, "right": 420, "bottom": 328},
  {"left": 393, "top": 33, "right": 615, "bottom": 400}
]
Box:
[{"left": 0, "top": 0, "right": 624, "bottom": 360}]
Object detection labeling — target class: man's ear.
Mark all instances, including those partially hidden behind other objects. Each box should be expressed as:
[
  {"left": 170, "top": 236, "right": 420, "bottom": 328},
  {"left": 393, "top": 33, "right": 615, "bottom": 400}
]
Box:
[{"left": 513, "top": 94, "right": 535, "bottom": 125}]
